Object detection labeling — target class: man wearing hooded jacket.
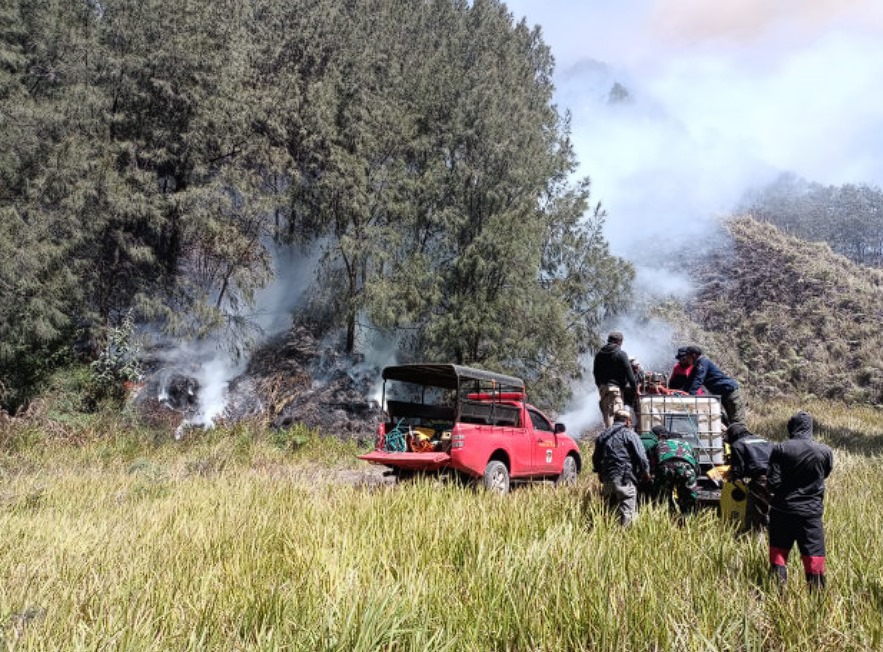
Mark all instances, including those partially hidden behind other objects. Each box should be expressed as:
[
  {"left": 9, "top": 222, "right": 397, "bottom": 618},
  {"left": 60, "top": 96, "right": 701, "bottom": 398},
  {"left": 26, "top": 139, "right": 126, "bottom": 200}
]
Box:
[
  {"left": 726, "top": 422, "right": 773, "bottom": 533},
  {"left": 768, "top": 411, "right": 834, "bottom": 589}
]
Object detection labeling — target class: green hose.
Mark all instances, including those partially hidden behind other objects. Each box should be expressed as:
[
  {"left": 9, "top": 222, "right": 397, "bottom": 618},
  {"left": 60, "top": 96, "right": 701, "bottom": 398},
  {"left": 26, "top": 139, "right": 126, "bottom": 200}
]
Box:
[{"left": 384, "top": 418, "right": 408, "bottom": 452}]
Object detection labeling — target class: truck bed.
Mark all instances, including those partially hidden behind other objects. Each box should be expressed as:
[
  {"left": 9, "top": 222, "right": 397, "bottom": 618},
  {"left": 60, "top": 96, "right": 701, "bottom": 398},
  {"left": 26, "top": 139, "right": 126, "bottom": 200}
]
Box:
[{"left": 357, "top": 450, "right": 452, "bottom": 470}]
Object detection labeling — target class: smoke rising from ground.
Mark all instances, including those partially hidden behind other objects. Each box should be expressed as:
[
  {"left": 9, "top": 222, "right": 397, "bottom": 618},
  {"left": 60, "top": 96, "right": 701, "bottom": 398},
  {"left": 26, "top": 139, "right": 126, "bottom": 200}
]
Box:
[
  {"left": 508, "top": 0, "right": 883, "bottom": 258},
  {"left": 154, "top": 243, "right": 319, "bottom": 429},
  {"left": 504, "top": 0, "right": 883, "bottom": 431}
]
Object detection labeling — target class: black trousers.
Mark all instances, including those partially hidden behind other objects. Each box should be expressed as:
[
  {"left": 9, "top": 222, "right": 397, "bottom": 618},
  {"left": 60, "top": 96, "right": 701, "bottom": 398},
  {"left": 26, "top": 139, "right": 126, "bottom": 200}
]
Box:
[
  {"left": 769, "top": 510, "right": 826, "bottom": 578},
  {"left": 744, "top": 475, "right": 770, "bottom": 532}
]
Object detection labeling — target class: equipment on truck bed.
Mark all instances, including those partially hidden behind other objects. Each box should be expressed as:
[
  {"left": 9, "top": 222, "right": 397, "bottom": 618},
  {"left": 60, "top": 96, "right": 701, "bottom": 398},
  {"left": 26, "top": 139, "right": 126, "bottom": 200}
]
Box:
[{"left": 358, "top": 363, "right": 581, "bottom": 494}]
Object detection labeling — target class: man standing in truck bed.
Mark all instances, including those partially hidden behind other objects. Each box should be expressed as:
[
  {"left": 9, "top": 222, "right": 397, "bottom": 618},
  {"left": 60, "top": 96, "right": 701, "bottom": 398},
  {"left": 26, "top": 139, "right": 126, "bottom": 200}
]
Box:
[{"left": 593, "top": 331, "right": 638, "bottom": 427}]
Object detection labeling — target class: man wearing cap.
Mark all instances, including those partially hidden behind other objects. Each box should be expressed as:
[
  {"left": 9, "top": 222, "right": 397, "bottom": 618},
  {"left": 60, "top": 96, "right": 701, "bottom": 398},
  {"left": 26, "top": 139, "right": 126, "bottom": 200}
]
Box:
[
  {"left": 592, "top": 331, "right": 638, "bottom": 427},
  {"left": 680, "top": 346, "right": 745, "bottom": 424},
  {"left": 592, "top": 409, "right": 651, "bottom": 527},
  {"left": 668, "top": 347, "right": 694, "bottom": 392}
]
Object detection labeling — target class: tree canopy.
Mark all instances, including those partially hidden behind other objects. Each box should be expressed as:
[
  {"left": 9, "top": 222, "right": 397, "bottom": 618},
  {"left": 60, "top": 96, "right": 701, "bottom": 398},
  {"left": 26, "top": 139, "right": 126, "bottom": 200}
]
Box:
[
  {"left": 742, "top": 174, "right": 883, "bottom": 268},
  {"left": 0, "top": 0, "right": 632, "bottom": 411}
]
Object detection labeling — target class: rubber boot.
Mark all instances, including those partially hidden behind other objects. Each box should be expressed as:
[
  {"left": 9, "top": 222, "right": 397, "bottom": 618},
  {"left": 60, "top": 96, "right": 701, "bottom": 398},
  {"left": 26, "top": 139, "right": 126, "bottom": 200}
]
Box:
[
  {"left": 806, "top": 573, "right": 826, "bottom": 591},
  {"left": 770, "top": 564, "right": 787, "bottom": 585}
]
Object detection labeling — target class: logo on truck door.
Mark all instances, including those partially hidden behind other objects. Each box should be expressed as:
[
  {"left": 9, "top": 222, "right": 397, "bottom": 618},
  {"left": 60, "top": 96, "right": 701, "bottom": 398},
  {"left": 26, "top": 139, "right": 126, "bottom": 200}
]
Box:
[{"left": 546, "top": 450, "right": 553, "bottom": 464}]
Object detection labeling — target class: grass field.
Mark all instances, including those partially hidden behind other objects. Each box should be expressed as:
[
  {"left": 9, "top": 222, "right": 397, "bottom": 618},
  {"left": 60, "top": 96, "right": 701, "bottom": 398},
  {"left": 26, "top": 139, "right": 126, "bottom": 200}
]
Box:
[{"left": 0, "top": 401, "right": 881, "bottom": 651}]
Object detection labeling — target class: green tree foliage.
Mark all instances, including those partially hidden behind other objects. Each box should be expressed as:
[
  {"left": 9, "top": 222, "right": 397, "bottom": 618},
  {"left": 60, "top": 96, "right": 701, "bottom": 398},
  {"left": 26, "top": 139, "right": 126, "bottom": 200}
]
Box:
[
  {"left": 743, "top": 173, "right": 883, "bottom": 267},
  {"left": 285, "top": 0, "right": 632, "bottom": 405},
  {"left": 0, "top": 0, "right": 631, "bottom": 411},
  {"left": 0, "top": 0, "right": 279, "bottom": 408},
  {"left": 0, "top": 0, "right": 94, "bottom": 408}
]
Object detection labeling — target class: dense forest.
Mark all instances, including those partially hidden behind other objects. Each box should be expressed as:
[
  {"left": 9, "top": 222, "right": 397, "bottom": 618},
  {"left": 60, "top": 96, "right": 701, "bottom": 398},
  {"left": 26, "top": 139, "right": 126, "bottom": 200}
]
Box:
[
  {"left": 741, "top": 174, "right": 883, "bottom": 267},
  {"left": 0, "top": 0, "right": 634, "bottom": 411},
  {"left": 5, "top": 0, "right": 883, "bottom": 420}
]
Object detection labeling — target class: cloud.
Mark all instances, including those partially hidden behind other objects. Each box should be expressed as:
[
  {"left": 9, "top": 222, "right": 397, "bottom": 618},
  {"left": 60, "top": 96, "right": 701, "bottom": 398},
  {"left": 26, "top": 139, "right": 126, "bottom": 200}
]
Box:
[
  {"left": 506, "top": 0, "right": 883, "bottom": 259},
  {"left": 645, "top": 0, "right": 883, "bottom": 49}
]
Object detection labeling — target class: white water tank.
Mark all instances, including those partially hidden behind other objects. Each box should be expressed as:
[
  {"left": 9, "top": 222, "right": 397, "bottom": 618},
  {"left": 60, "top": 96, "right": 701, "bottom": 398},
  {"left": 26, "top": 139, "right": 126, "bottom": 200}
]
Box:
[{"left": 637, "top": 395, "right": 724, "bottom": 466}]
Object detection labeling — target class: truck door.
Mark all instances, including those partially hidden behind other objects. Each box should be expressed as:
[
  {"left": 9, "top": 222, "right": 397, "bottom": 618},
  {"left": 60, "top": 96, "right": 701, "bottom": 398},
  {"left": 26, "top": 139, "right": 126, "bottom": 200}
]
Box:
[
  {"left": 496, "top": 403, "right": 531, "bottom": 477},
  {"left": 528, "top": 408, "right": 557, "bottom": 473}
]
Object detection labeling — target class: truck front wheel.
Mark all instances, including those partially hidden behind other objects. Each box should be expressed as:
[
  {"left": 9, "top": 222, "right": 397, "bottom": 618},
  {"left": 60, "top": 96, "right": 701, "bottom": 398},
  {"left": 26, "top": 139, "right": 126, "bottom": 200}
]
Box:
[
  {"left": 556, "top": 455, "right": 578, "bottom": 486},
  {"left": 483, "top": 460, "right": 510, "bottom": 494}
]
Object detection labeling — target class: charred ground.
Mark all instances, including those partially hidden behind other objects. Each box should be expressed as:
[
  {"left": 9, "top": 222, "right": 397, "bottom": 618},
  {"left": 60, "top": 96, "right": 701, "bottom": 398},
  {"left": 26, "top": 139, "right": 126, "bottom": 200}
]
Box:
[{"left": 132, "top": 327, "right": 382, "bottom": 443}]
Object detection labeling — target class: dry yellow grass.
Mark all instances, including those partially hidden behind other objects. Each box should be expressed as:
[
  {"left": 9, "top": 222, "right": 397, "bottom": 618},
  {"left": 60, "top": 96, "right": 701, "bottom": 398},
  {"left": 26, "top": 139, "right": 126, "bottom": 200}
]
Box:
[{"left": 0, "top": 403, "right": 880, "bottom": 651}]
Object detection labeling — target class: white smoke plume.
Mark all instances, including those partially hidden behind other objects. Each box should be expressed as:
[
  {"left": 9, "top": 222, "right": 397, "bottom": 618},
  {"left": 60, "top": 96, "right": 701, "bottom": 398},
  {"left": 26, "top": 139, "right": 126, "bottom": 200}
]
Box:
[
  {"left": 505, "top": 0, "right": 883, "bottom": 433},
  {"left": 155, "top": 242, "right": 319, "bottom": 432},
  {"left": 556, "top": 315, "right": 677, "bottom": 438},
  {"left": 506, "top": 0, "right": 883, "bottom": 261},
  {"left": 354, "top": 323, "right": 402, "bottom": 407}
]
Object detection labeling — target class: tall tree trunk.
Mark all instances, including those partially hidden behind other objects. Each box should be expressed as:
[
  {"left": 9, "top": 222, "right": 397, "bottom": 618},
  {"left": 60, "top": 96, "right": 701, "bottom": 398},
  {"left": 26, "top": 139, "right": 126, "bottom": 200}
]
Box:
[{"left": 345, "top": 262, "right": 357, "bottom": 353}]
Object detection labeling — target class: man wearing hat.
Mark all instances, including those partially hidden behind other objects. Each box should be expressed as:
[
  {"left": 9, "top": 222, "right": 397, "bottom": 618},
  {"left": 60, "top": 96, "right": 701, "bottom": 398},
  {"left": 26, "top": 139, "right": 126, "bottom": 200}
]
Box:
[
  {"left": 592, "top": 331, "right": 638, "bottom": 427},
  {"left": 592, "top": 408, "right": 651, "bottom": 527},
  {"left": 680, "top": 345, "right": 745, "bottom": 424},
  {"left": 668, "top": 346, "right": 695, "bottom": 392}
]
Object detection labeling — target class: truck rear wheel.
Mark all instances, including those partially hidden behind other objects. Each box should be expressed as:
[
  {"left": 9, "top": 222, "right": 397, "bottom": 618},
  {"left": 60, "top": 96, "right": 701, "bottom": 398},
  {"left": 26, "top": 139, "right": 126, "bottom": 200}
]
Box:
[
  {"left": 483, "top": 460, "right": 510, "bottom": 494},
  {"left": 556, "top": 455, "right": 578, "bottom": 486}
]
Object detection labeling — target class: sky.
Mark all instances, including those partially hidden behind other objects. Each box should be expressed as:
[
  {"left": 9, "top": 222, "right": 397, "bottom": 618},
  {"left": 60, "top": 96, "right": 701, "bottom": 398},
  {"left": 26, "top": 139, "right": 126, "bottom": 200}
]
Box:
[
  {"left": 502, "top": 0, "right": 883, "bottom": 431},
  {"left": 504, "top": 0, "right": 883, "bottom": 258}
]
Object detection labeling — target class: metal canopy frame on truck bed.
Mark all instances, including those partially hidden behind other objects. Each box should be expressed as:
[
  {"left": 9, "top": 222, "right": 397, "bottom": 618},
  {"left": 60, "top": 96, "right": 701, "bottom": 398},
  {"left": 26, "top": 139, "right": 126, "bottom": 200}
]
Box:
[
  {"left": 381, "top": 364, "right": 526, "bottom": 427},
  {"left": 382, "top": 364, "right": 525, "bottom": 392}
]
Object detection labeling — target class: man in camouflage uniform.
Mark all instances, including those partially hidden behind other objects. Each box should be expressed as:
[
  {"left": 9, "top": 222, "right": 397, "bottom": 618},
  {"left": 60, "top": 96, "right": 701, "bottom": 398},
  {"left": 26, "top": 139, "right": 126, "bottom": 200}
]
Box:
[{"left": 649, "top": 427, "right": 700, "bottom": 514}]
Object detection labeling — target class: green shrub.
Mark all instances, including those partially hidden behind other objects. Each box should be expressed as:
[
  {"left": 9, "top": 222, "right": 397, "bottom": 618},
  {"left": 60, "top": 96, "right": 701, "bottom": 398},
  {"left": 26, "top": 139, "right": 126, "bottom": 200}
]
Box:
[
  {"left": 84, "top": 312, "right": 143, "bottom": 411},
  {"left": 269, "top": 423, "right": 314, "bottom": 451}
]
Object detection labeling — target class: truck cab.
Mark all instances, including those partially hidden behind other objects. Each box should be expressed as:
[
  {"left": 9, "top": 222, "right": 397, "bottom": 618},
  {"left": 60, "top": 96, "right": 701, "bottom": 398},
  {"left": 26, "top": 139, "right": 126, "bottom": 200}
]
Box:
[{"left": 358, "top": 364, "right": 581, "bottom": 493}]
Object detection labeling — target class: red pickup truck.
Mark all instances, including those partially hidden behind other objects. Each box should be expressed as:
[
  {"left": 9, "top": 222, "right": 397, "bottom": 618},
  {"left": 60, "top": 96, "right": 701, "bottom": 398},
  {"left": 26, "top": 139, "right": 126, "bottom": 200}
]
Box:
[{"left": 358, "top": 364, "right": 582, "bottom": 493}]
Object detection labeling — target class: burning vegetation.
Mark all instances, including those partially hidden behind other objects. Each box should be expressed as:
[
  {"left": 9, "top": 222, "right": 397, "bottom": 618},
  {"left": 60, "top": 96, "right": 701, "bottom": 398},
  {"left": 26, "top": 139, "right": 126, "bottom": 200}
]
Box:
[{"left": 133, "top": 327, "right": 381, "bottom": 443}]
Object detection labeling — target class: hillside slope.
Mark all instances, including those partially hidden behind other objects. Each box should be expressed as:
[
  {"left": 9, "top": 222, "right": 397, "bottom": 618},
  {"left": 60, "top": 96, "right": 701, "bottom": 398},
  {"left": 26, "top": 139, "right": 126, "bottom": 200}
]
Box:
[{"left": 685, "top": 216, "right": 883, "bottom": 404}]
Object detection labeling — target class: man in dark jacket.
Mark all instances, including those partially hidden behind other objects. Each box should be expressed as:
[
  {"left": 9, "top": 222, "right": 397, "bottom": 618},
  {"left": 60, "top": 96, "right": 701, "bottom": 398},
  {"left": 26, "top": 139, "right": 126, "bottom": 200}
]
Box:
[
  {"left": 593, "top": 331, "right": 638, "bottom": 427},
  {"left": 680, "top": 345, "right": 745, "bottom": 424},
  {"left": 592, "top": 409, "right": 651, "bottom": 527},
  {"left": 726, "top": 422, "right": 773, "bottom": 533},
  {"left": 768, "top": 411, "right": 834, "bottom": 589}
]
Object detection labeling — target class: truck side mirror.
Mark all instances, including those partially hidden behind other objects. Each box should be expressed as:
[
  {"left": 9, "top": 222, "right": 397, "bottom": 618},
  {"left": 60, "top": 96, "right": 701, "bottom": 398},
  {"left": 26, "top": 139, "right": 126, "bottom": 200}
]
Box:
[{"left": 554, "top": 422, "right": 566, "bottom": 434}]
